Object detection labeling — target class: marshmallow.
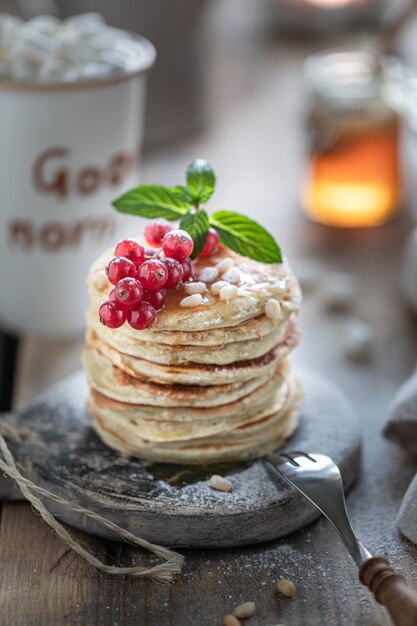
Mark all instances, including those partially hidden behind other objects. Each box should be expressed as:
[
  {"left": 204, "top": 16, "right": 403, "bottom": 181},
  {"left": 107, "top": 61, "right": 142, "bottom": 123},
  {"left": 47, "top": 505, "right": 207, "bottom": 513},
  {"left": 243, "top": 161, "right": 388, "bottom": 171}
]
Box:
[
  {"left": 24, "top": 15, "right": 59, "bottom": 35},
  {"left": 60, "top": 40, "right": 97, "bottom": 65},
  {"left": 10, "top": 30, "right": 59, "bottom": 65},
  {"left": 0, "top": 12, "right": 140, "bottom": 83},
  {"left": 64, "top": 12, "right": 106, "bottom": 37},
  {"left": 38, "top": 58, "right": 79, "bottom": 83},
  {"left": 80, "top": 61, "right": 114, "bottom": 79}
]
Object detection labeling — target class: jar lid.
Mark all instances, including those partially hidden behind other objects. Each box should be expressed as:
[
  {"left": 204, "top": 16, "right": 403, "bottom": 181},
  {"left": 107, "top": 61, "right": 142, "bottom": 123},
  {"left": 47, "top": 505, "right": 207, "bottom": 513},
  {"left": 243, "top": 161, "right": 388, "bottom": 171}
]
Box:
[{"left": 304, "top": 48, "right": 381, "bottom": 105}]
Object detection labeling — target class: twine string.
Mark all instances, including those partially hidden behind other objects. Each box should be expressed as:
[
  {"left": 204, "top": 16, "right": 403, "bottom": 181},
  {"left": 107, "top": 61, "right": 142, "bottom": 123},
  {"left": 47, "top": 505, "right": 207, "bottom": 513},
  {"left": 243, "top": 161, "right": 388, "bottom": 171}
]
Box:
[{"left": 0, "top": 419, "right": 184, "bottom": 582}]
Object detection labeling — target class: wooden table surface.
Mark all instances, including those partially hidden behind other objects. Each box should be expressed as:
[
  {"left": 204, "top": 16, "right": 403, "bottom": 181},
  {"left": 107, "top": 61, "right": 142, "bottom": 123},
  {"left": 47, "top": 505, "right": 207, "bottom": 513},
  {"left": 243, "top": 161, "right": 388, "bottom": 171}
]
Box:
[{"left": 1, "top": 6, "right": 417, "bottom": 625}]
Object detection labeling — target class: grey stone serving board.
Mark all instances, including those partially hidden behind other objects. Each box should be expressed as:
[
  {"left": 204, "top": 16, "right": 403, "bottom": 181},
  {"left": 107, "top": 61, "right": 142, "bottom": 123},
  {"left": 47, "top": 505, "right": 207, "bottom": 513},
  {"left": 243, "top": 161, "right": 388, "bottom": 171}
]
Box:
[{"left": 0, "top": 368, "right": 361, "bottom": 548}]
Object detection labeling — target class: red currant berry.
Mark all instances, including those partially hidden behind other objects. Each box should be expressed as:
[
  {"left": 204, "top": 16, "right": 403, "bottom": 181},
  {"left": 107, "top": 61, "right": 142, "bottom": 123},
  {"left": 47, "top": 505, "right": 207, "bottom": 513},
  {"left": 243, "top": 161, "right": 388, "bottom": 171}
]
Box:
[
  {"left": 128, "top": 301, "right": 156, "bottom": 330},
  {"left": 106, "top": 257, "right": 136, "bottom": 286},
  {"left": 145, "top": 219, "right": 173, "bottom": 247},
  {"left": 160, "top": 257, "right": 184, "bottom": 288},
  {"left": 142, "top": 288, "right": 165, "bottom": 310},
  {"left": 181, "top": 258, "right": 194, "bottom": 282},
  {"left": 199, "top": 228, "right": 220, "bottom": 258},
  {"left": 137, "top": 259, "right": 168, "bottom": 290},
  {"left": 162, "top": 229, "right": 194, "bottom": 262},
  {"left": 109, "top": 288, "right": 128, "bottom": 311},
  {"left": 99, "top": 301, "right": 127, "bottom": 328},
  {"left": 114, "top": 239, "right": 145, "bottom": 267},
  {"left": 114, "top": 277, "right": 143, "bottom": 307}
]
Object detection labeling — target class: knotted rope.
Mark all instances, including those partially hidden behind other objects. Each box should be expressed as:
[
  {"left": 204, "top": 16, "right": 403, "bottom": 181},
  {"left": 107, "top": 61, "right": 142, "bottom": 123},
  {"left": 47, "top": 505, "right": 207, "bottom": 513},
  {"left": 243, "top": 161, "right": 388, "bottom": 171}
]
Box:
[{"left": 0, "top": 418, "right": 184, "bottom": 582}]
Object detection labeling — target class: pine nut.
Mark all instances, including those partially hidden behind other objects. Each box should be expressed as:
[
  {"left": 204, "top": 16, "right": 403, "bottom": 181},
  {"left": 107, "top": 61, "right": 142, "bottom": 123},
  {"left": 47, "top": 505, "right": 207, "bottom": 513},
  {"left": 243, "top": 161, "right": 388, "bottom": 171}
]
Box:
[
  {"left": 183, "top": 281, "right": 207, "bottom": 295},
  {"left": 223, "top": 267, "right": 241, "bottom": 285},
  {"left": 232, "top": 601, "right": 256, "bottom": 618},
  {"left": 216, "top": 257, "right": 234, "bottom": 274},
  {"left": 208, "top": 475, "right": 233, "bottom": 492},
  {"left": 199, "top": 266, "right": 219, "bottom": 283},
  {"left": 276, "top": 579, "right": 296, "bottom": 597},
  {"left": 224, "top": 615, "right": 240, "bottom": 626},
  {"left": 179, "top": 294, "right": 203, "bottom": 308},
  {"left": 219, "top": 284, "right": 238, "bottom": 301},
  {"left": 211, "top": 280, "right": 228, "bottom": 295},
  {"left": 265, "top": 299, "right": 281, "bottom": 320}
]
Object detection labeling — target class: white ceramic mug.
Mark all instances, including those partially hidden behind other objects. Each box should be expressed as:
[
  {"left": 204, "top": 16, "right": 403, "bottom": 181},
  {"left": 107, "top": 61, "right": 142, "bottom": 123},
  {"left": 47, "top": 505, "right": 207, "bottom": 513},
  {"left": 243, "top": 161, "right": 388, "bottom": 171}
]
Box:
[{"left": 0, "top": 34, "right": 155, "bottom": 337}]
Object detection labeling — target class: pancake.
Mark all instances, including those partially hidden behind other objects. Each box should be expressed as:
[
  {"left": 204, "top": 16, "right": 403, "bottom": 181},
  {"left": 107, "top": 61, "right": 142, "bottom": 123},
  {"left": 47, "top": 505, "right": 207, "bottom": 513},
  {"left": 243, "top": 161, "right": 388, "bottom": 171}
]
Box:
[
  {"left": 83, "top": 345, "right": 281, "bottom": 408},
  {"left": 91, "top": 378, "right": 302, "bottom": 463},
  {"left": 87, "top": 377, "right": 294, "bottom": 442},
  {"left": 84, "top": 346, "right": 289, "bottom": 408},
  {"left": 86, "top": 307, "right": 292, "bottom": 349},
  {"left": 86, "top": 328, "right": 287, "bottom": 386},
  {"left": 87, "top": 358, "right": 290, "bottom": 423},
  {"left": 87, "top": 311, "right": 299, "bottom": 366},
  {"left": 88, "top": 310, "right": 287, "bottom": 366},
  {"left": 87, "top": 247, "right": 301, "bottom": 332}
]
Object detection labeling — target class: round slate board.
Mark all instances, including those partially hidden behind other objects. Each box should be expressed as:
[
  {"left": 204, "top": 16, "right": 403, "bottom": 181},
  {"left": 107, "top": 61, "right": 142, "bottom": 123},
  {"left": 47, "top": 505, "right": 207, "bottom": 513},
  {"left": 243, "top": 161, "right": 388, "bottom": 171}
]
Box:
[{"left": 3, "top": 368, "right": 361, "bottom": 548}]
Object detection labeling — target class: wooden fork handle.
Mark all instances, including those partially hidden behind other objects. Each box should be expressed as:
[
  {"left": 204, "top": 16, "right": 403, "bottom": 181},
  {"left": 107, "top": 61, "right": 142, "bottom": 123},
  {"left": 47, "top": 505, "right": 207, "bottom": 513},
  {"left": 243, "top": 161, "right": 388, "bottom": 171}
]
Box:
[{"left": 359, "top": 557, "right": 417, "bottom": 626}]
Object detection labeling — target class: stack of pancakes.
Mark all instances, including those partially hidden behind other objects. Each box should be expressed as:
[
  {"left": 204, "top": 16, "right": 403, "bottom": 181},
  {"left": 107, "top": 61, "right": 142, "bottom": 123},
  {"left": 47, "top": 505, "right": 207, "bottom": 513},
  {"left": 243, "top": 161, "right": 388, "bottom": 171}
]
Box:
[{"left": 84, "top": 247, "right": 302, "bottom": 464}]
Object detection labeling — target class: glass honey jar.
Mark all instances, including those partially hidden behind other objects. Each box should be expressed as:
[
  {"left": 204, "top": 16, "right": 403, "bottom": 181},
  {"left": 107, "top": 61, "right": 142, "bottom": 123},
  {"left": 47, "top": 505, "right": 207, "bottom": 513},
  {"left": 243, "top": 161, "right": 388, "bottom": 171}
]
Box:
[{"left": 302, "top": 49, "right": 401, "bottom": 228}]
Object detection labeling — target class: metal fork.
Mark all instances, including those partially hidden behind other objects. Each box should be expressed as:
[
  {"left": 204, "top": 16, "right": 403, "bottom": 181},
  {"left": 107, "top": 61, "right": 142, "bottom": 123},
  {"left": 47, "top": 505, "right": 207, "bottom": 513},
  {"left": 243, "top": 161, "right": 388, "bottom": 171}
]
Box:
[{"left": 264, "top": 451, "right": 417, "bottom": 626}]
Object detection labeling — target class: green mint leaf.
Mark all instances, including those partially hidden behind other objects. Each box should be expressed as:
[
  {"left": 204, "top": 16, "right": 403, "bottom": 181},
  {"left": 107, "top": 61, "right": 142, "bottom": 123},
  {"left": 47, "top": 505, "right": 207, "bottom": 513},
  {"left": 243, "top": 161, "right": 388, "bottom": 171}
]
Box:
[
  {"left": 113, "top": 185, "right": 192, "bottom": 221},
  {"left": 180, "top": 209, "right": 210, "bottom": 259},
  {"left": 210, "top": 211, "right": 282, "bottom": 264},
  {"left": 173, "top": 185, "right": 193, "bottom": 203},
  {"left": 186, "top": 159, "right": 216, "bottom": 205}
]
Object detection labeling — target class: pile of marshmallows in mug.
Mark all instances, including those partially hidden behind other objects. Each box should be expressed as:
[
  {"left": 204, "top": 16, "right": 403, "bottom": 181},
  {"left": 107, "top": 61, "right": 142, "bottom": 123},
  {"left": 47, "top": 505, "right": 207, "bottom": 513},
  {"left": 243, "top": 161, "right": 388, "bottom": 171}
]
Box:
[{"left": 0, "top": 12, "right": 140, "bottom": 83}]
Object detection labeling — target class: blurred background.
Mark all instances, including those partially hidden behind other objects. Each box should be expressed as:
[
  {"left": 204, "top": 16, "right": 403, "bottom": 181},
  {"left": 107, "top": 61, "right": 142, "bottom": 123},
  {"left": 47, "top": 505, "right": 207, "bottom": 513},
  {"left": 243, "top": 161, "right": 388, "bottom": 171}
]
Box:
[{"left": 2, "top": 0, "right": 417, "bottom": 410}]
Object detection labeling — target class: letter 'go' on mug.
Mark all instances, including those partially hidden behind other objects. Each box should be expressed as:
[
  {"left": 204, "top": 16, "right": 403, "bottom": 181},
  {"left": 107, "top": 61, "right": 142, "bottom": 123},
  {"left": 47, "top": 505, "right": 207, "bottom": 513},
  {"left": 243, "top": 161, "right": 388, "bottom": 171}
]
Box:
[{"left": 0, "top": 33, "right": 156, "bottom": 337}]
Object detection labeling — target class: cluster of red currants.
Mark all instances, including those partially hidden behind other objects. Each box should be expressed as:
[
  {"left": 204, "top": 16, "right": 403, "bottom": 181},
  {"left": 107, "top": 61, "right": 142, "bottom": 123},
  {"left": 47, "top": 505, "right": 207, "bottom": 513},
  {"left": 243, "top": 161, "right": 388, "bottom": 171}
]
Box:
[{"left": 99, "top": 219, "right": 221, "bottom": 330}]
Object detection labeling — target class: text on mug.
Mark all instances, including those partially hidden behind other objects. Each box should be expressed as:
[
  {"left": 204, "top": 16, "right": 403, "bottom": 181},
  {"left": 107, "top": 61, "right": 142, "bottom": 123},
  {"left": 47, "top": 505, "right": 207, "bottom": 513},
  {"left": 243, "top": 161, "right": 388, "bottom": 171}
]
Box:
[
  {"left": 8, "top": 217, "right": 116, "bottom": 252},
  {"left": 32, "top": 147, "right": 138, "bottom": 198}
]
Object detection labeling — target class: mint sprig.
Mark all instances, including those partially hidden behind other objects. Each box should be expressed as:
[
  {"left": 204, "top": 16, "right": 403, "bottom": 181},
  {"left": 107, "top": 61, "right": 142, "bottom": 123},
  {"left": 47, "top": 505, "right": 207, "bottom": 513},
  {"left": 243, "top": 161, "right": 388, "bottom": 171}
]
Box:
[{"left": 112, "top": 160, "right": 282, "bottom": 264}]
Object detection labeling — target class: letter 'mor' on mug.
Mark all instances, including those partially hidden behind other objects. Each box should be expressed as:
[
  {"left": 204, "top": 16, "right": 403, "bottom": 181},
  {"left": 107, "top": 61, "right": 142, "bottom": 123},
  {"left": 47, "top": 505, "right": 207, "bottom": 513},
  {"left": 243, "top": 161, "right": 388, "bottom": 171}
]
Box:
[
  {"left": 8, "top": 221, "right": 33, "bottom": 250},
  {"left": 32, "top": 147, "right": 69, "bottom": 198}
]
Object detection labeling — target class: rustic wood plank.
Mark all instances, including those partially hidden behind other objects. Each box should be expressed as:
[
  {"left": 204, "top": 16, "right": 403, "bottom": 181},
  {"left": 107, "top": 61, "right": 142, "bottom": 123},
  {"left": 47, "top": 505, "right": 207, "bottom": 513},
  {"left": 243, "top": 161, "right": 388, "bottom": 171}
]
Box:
[{"left": 0, "top": 502, "right": 391, "bottom": 626}]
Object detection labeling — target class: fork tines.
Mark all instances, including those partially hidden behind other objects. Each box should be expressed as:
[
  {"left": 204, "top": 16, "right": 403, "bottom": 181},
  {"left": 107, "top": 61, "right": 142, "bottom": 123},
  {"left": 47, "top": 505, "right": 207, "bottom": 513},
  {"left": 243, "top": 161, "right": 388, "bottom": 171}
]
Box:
[{"left": 266, "top": 451, "right": 318, "bottom": 467}]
